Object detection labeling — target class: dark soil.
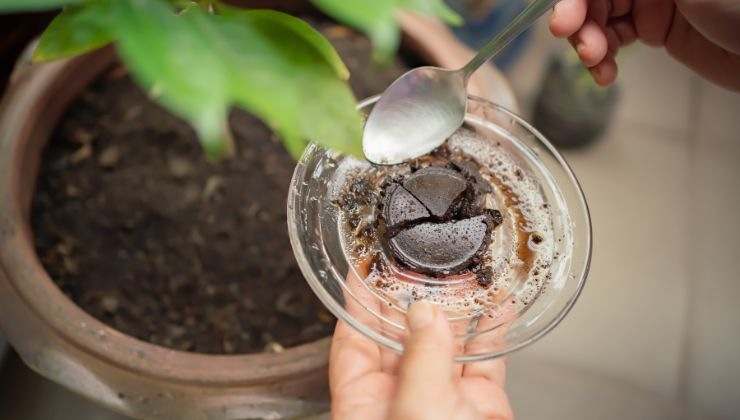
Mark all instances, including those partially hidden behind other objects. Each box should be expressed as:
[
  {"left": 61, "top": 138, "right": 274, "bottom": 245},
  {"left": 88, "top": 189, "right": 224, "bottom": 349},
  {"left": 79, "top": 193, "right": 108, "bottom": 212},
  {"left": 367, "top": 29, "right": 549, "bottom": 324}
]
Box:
[{"left": 31, "top": 23, "right": 410, "bottom": 354}]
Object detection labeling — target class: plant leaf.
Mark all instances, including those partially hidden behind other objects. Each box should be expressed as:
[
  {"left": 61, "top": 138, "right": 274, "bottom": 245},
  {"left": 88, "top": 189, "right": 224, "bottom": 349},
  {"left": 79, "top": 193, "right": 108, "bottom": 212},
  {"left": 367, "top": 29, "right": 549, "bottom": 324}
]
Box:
[
  {"left": 33, "top": 1, "right": 114, "bottom": 62},
  {"left": 0, "top": 0, "right": 80, "bottom": 12},
  {"left": 112, "top": 0, "right": 361, "bottom": 160},
  {"left": 311, "top": 0, "right": 462, "bottom": 61},
  {"left": 113, "top": 0, "right": 230, "bottom": 159},
  {"left": 311, "top": 0, "right": 398, "bottom": 62},
  {"left": 256, "top": 9, "right": 350, "bottom": 80},
  {"left": 215, "top": 8, "right": 362, "bottom": 158},
  {"left": 402, "top": 0, "right": 463, "bottom": 26}
]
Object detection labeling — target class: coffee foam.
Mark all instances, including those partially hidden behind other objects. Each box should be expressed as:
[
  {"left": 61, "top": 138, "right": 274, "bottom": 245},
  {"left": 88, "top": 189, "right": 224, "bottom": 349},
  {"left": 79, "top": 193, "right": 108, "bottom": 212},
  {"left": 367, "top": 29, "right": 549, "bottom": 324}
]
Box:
[{"left": 336, "top": 127, "right": 567, "bottom": 319}]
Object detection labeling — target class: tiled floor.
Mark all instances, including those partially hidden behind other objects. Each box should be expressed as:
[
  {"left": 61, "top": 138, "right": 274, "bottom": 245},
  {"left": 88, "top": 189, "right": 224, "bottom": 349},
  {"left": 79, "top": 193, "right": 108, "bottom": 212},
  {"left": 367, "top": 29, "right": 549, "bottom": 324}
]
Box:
[
  {"left": 518, "top": 117, "right": 691, "bottom": 400},
  {"left": 505, "top": 21, "right": 740, "bottom": 420},
  {"left": 683, "top": 80, "right": 740, "bottom": 419},
  {"left": 506, "top": 357, "right": 690, "bottom": 420}
]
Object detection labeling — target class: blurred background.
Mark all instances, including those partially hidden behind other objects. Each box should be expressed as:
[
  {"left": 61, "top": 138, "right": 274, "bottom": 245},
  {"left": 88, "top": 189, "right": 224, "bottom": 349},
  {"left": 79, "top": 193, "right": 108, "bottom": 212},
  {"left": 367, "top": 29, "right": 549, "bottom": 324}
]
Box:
[
  {"left": 501, "top": 15, "right": 740, "bottom": 420},
  {"left": 1, "top": 1, "right": 739, "bottom": 419}
]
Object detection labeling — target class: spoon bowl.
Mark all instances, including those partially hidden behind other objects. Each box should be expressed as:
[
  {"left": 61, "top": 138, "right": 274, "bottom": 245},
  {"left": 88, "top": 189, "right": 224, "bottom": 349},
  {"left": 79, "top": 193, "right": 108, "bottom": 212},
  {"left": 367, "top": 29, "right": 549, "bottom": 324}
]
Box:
[
  {"left": 362, "top": 0, "right": 559, "bottom": 164},
  {"left": 361, "top": 67, "right": 466, "bottom": 165}
]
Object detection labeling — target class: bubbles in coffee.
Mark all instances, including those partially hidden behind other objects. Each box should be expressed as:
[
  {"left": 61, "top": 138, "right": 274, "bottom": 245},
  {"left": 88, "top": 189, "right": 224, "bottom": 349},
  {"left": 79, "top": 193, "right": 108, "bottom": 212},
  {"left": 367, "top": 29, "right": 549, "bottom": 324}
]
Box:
[
  {"left": 380, "top": 164, "right": 502, "bottom": 276},
  {"left": 334, "top": 127, "right": 563, "bottom": 318}
]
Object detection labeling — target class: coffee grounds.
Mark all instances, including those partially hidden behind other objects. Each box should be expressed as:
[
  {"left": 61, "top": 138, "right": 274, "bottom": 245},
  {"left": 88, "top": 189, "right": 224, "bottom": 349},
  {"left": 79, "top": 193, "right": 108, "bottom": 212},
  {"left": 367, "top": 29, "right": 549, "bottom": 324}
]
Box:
[{"left": 380, "top": 160, "right": 502, "bottom": 276}]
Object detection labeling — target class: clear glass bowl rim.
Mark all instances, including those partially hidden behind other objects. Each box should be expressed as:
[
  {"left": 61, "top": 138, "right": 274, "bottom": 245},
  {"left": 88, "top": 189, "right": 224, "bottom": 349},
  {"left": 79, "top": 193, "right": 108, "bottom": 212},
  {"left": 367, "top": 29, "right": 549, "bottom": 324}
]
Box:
[{"left": 288, "top": 94, "right": 592, "bottom": 362}]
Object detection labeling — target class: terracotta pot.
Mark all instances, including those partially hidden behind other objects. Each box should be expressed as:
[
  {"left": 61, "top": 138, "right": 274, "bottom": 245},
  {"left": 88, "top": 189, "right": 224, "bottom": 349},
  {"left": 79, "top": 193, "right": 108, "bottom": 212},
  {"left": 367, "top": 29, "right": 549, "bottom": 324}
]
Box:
[{"left": 0, "top": 17, "right": 515, "bottom": 420}]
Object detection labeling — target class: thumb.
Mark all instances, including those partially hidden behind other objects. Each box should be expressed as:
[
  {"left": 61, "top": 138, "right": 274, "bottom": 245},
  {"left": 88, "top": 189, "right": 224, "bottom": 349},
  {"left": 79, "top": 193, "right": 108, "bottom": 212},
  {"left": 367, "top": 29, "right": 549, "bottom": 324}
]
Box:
[{"left": 390, "top": 301, "right": 456, "bottom": 416}]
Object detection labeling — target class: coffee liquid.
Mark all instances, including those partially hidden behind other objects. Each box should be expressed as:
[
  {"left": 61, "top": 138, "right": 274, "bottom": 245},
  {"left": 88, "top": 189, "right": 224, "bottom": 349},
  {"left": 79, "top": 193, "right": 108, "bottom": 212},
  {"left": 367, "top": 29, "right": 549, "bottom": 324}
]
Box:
[{"left": 335, "top": 127, "right": 565, "bottom": 319}]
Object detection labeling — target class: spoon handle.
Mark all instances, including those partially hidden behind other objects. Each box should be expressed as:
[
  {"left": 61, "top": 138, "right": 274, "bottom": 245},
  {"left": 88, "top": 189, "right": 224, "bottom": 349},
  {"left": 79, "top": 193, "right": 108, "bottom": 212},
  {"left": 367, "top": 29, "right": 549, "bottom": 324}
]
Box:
[{"left": 461, "top": 0, "right": 560, "bottom": 78}]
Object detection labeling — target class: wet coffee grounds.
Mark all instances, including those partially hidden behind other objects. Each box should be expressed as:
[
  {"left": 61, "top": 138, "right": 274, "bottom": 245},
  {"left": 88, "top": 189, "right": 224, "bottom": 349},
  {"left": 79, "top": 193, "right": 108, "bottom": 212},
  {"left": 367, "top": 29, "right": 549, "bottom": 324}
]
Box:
[{"left": 380, "top": 160, "right": 503, "bottom": 277}]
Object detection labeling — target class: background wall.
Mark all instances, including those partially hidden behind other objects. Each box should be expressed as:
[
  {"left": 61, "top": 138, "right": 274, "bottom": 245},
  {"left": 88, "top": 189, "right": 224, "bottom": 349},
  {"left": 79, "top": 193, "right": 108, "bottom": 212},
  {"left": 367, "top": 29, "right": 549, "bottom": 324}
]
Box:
[{"left": 505, "top": 20, "right": 740, "bottom": 420}]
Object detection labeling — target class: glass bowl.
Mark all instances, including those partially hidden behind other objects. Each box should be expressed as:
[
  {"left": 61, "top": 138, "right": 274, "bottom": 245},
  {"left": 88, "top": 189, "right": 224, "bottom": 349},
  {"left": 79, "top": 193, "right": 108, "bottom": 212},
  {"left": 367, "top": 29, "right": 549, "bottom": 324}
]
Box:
[{"left": 288, "top": 95, "right": 591, "bottom": 361}]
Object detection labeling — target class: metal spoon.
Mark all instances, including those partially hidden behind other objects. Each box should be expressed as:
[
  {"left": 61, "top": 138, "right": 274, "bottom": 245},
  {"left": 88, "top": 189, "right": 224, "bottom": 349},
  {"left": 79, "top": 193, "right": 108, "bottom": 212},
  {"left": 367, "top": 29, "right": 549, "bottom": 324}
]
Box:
[{"left": 363, "top": 0, "right": 559, "bottom": 165}]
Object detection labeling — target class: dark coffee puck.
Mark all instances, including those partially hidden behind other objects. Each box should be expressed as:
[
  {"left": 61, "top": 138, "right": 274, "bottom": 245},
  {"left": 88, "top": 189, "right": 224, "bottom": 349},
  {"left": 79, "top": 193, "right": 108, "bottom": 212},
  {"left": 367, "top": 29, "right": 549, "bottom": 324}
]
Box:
[
  {"left": 382, "top": 183, "right": 430, "bottom": 232},
  {"left": 388, "top": 215, "right": 493, "bottom": 276},
  {"left": 402, "top": 166, "right": 466, "bottom": 218},
  {"left": 379, "top": 160, "right": 502, "bottom": 278}
]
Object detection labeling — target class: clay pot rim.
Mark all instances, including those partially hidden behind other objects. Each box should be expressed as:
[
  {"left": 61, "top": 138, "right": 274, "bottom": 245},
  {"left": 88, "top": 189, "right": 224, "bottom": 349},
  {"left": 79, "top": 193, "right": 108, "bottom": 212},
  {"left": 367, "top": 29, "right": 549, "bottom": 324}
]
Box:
[
  {"left": 0, "top": 16, "right": 515, "bottom": 390},
  {"left": 0, "top": 47, "right": 330, "bottom": 386}
]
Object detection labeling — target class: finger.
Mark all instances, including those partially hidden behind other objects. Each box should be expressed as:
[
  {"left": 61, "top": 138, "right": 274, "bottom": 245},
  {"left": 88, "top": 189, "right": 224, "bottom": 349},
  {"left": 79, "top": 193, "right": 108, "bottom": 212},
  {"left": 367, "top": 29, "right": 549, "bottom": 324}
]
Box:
[
  {"left": 330, "top": 320, "right": 382, "bottom": 396},
  {"left": 341, "top": 259, "right": 382, "bottom": 329},
  {"left": 608, "top": 15, "right": 638, "bottom": 47},
  {"left": 664, "top": 10, "right": 740, "bottom": 91},
  {"left": 633, "top": 0, "right": 675, "bottom": 47},
  {"left": 373, "top": 267, "right": 413, "bottom": 374},
  {"left": 458, "top": 378, "right": 514, "bottom": 420},
  {"left": 463, "top": 353, "right": 507, "bottom": 387},
  {"left": 380, "top": 343, "right": 402, "bottom": 374},
  {"left": 589, "top": 56, "right": 618, "bottom": 86},
  {"left": 329, "top": 269, "right": 382, "bottom": 395},
  {"left": 331, "top": 319, "right": 396, "bottom": 420},
  {"left": 395, "top": 302, "right": 456, "bottom": 400},
  {"left": 586, "top": 0, "right": 611, "bottom": 26},
  {"left": 379, "top": 300, "right": 403, "bottom": 374},
  {"left": 549, "top": 0, "right": 587, "bottom": 38},
  {"left": 604, "top": 25, "right": 621, "bottom": 58},
  {"left": 610, "top": 0, "right": 632, "bottom": 17},
  {"left": 676, "top": 0, "right": 740, "bottom": 55},
  {"left": 569, "top": 19, "right": 609, "bottom": 67},
  {"left": 448, "top": 319, "right": 469, "bottom": 377},
  {"left": 462, "top": 302, "right": 516, "bottom": 386}
]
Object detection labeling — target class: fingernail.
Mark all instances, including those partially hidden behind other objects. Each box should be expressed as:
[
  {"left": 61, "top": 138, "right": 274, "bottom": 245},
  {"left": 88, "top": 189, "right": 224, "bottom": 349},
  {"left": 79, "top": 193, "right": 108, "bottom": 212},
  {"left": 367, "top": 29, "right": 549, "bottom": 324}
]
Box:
[
  {"left": 576, "top": 42, "right": 586, "bottom": 54},
  {"left": 407, "top": 301, "right": 435, "bottom": 331}
]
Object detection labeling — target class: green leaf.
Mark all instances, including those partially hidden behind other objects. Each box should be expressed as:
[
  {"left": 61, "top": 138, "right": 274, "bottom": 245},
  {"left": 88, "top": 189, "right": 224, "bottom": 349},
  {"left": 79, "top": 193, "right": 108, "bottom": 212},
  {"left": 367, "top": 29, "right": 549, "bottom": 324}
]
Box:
[
  {"left": 311, "top": 0, "right": 462, "bottom": 61},
  {"left": 33, "top": 1, "right": 114, "bottom": 62},
  {"left": 258, "top": 10, "right": 350, "bottom": 80},
  {"left": 112, "top": 0, "right": 361, "bottom": 160},
  {"left": 402, "top": 0, "right": 463, "bottom": 26},
  {"left": 217, "top": 8, "right": 362, "bottom": 158},
  {"left": 312, "top": 0, "right": 398, "bottom": 62},
  {"left": 113, "top": 0, "right": 230, "bottom": 159},
  {"left": 0, "top": 0, "right": 80, "bottom": 12}
]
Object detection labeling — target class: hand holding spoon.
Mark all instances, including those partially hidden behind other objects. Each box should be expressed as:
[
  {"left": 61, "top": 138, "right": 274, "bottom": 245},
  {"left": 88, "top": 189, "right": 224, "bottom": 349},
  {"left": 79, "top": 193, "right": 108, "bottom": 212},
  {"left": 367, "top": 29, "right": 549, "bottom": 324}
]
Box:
[{"left": 362, "top": 0, "right": 559, "bottom": 165}]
